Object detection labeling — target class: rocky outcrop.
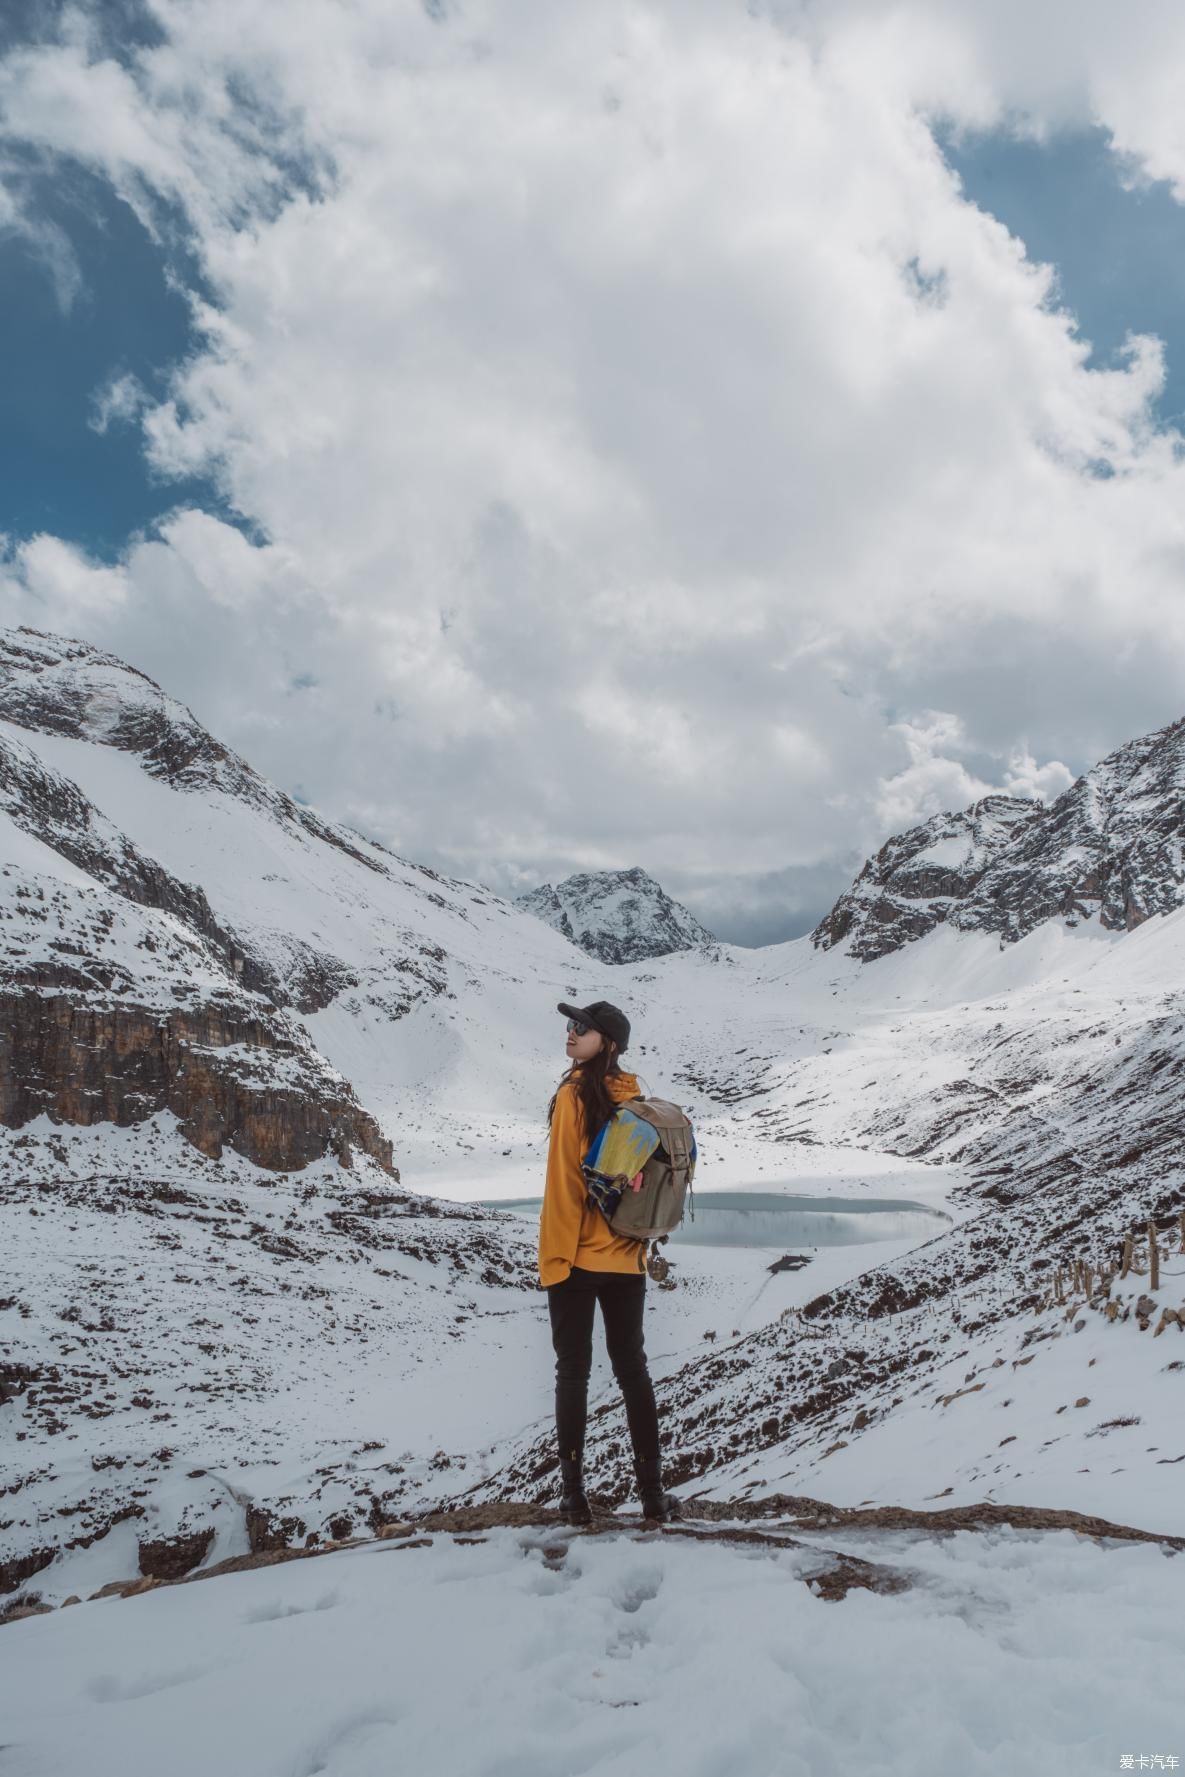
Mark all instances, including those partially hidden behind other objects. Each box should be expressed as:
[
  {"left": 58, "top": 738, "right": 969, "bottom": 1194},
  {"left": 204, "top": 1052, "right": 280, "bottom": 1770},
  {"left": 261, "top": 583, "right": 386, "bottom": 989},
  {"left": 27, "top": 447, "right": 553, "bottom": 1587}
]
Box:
[
  {"left": 517, "top": 866, "right": 716, "bottom": 964},
  {"left": 262, "top": 935, "right": 361, "bottom": 1014},
  {"left": 0, "top": 989, "right": 395, "bottom": 1173},
  {"left": 812, "top": 795, "right": 1042, "bottom": 961},
  {"left": 814, "top": 715, "right": 1185, "bottom": 960},
  {"left": 950, "top": 717, "right": 1185, "bottom": 942},
  {"left": 137, "top": 1527, "right": 215, "bottom": 1582},
  {"left": 515, "top": 882, "right": 575, "bottom": 943}
]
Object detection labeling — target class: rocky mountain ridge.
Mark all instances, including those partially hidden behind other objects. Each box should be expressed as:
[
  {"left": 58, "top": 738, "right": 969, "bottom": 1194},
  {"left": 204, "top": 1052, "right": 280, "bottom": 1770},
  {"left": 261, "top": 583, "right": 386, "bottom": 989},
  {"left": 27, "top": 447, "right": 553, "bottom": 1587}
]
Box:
[
  {"left": 0, "top": 685, "right": 393, "bottom": 1173},
  {"left": 0, "top": 624, "right": 606, "bottom": 1162},
  {"left": 516, "top": 865, "right": 717, "bottom": 964},
  {"left": 814, "top": 716, "right": 1185, "bottom": 961},
  {"left": 0, "top": 628, "right": 385, "bottom": 878}
]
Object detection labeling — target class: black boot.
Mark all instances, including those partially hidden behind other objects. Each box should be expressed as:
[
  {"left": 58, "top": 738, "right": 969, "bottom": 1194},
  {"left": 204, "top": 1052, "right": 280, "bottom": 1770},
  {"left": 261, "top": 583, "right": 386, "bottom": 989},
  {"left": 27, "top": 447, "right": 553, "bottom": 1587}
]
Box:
[
  {"left": 633, "top": 1455, "right": 682, "bottom": 1523},
  {"left": 558, "top": 1456, "right": 592, "bottom": 1526}
]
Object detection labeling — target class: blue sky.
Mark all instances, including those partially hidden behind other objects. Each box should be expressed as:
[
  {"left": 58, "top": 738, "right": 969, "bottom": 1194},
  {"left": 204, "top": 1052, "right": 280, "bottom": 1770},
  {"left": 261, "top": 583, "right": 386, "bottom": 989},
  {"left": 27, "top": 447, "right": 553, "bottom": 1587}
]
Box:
[
  {"left": 942, "top": 124, "right": 1185, "bottom": 431},
  {"left": 0, "top": 159, "right": 226, "bottom": 558}
]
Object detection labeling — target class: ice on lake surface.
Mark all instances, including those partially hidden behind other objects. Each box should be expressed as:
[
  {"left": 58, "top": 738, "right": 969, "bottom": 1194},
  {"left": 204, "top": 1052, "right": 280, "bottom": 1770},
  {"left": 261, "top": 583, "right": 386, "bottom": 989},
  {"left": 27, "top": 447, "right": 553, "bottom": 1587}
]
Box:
[{"left": 478, "top": 1190, "right": 952, "bottom": 1248}]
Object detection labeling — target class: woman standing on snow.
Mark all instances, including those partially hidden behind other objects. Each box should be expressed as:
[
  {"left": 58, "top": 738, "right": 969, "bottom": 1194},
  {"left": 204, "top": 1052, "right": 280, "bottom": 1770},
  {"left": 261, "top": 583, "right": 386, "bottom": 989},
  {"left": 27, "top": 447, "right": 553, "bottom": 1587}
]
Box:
[{"left": 539, "top": 998, "right": 681, "bottom": 1527}]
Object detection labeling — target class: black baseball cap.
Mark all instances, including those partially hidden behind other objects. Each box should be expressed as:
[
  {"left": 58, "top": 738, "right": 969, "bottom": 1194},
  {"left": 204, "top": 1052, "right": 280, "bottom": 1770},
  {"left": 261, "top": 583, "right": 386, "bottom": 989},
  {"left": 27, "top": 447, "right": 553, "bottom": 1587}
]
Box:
[{"left": 557, "top": 999, "right": 631, "bottom": 1052}]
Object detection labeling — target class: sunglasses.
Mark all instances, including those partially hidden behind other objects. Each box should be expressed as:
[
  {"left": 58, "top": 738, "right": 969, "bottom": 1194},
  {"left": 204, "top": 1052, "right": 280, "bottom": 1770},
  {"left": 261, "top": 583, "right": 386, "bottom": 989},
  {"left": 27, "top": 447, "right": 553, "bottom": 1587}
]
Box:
[{"left": 565, "top": 1017, "right": 592, "bottom": 1037}]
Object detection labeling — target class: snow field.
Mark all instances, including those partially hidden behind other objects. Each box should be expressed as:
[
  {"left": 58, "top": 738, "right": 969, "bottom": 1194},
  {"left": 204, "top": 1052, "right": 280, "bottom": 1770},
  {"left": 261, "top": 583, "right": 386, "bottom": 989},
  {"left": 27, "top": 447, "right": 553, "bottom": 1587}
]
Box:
[{"left": 0, "top": 1518, "right": 1180, "bottom": 1777}]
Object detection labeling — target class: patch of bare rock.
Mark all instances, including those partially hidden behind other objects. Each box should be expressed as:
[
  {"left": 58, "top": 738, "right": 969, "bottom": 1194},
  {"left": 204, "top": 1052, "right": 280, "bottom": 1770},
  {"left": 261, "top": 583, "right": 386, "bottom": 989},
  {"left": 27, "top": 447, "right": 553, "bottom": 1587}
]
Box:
[{"left": 4, "top": 1494, "right": 1180, "bottom": 1625}]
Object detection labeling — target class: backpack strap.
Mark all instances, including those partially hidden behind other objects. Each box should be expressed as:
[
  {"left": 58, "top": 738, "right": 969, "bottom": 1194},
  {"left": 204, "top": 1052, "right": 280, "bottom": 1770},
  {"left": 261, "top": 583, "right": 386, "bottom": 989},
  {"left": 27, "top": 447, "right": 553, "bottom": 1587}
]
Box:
[{"left": 664, "top": 1124, "right": 693, "bottom": 1172}]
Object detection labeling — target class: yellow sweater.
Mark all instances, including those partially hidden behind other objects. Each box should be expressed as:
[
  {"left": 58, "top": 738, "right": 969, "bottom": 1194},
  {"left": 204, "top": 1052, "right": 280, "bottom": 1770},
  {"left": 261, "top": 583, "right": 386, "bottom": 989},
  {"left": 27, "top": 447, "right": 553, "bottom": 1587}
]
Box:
[{"left": 537, "top": 1069, "right": 647, "bottom": 1286}]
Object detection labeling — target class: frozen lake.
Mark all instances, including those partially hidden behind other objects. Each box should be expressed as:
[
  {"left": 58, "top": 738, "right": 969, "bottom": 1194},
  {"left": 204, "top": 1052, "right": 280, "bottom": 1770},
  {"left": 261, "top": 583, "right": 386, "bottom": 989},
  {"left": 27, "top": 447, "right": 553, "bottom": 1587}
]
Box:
[{"left": 479, "top": 1189, "right": 952, "bottom": 1249}]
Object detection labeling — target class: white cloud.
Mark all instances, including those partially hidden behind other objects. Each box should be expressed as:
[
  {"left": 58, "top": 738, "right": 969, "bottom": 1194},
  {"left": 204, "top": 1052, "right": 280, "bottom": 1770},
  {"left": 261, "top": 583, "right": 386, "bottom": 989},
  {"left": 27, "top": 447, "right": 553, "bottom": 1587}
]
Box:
[
  {"left": 1, "top": 533, "right": 130, "bottom": 624},
  {"left": 89, "top": 370, "right": 150, "bottom": 435},
  {"left": 874, "top": 712, "right": 1072, "bottom": 836},
  {"left": 0, "top": 169, "right": 82, "bottom": 311},
  {"left": 874, "top": 713, "right": 995, "bottom": 834},
  {"left": 1002, "top": 747, "right": 1076, "bottom": 804},
  {"left": 2, "top": 1, "right": 1185, "bottom": 941}
]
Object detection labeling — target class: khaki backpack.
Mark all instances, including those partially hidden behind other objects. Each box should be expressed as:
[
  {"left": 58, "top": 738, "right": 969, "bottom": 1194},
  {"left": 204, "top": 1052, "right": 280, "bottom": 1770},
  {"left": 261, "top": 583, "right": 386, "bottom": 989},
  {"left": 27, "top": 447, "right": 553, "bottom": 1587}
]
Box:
[{"left": 583, "top": 1095, "right": 697, "bottom": 1273}]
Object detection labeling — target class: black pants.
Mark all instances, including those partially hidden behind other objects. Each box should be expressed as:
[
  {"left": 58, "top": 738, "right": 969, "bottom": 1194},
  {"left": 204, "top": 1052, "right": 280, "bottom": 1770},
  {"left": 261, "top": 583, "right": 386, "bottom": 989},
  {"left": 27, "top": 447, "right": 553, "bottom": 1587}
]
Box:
[{"left": 546, "top": 1265, "right": 661, "bottom": 1464}]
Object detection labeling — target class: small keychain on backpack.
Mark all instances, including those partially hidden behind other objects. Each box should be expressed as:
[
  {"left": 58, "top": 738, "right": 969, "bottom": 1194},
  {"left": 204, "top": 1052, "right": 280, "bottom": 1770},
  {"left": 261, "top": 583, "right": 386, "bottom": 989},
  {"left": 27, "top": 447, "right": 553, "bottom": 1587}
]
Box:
[{"left": 645, "top": 1237, "right": 671, "bottom": 1283}]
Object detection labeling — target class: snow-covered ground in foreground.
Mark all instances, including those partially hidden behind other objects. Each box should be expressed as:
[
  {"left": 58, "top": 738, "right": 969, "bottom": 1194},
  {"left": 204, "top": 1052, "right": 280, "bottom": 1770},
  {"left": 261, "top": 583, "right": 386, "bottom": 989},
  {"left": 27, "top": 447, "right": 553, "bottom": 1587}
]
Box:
[{"left": 0, "top": 1520, "right": 1180, "bottom": 1777}]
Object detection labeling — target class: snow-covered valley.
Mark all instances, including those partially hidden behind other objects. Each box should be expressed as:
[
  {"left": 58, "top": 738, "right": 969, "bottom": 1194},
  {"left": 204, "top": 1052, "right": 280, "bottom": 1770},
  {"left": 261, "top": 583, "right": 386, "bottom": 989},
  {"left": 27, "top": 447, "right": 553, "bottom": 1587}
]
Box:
[{"left": 2, "top": 627, "right": 1183, "bottom": 1775}]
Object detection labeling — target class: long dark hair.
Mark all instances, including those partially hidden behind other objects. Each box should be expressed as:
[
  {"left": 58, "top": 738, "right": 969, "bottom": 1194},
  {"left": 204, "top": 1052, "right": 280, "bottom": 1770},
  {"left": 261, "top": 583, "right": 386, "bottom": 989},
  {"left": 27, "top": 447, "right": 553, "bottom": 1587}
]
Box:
[{"left": 548, "top": 1040, "right": 625, "bottom": 1142}]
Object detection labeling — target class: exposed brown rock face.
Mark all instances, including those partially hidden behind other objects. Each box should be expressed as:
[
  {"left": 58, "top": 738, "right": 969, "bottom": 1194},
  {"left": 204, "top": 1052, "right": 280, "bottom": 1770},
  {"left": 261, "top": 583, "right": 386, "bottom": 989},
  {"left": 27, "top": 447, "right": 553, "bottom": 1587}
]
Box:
[
  {"left": 246, "top": 1507, "right": 309, "bottom": 1554},
  {"left": 0, "top": 991, "right": 395, "bottom": 1174},
  {"left": 0, "top": 1547, "right": 56, "bottom": 1598},
  {"left": 138, "top": 1528, "right": 215, "bottom": 1582}
]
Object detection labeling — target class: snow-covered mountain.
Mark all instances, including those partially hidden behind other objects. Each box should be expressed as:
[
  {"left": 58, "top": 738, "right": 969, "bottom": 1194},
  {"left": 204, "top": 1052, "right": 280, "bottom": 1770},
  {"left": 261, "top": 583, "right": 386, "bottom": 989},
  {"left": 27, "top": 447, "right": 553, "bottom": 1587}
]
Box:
[
  {"left": 3, "top": 624, "right": 1184, "bottom": 1623},
  {"left": 814, "top": 716, "right": 1185, "bottom": 960},
  {"left": 0, "top": 626, "right": 619, "bottom": 1593},
  {"left": 0, "top": 627, "right": 629, "bottom": 1172},
  {"left": 516, "top": 865, "right": 717, "bottom": 964},
  {"left": 811, "top": 793, "right": 1044, "bottom": 961}
]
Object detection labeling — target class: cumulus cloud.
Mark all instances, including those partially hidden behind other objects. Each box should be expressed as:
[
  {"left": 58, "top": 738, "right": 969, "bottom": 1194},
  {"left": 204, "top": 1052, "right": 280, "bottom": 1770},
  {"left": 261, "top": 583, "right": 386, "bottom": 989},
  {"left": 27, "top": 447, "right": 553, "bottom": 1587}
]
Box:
[
  {"left": 1, "top": 532, "right": 130, "bottom": 624},
  {"left": 874, "top": 712, "right": 1073, "bottom": 835},
  {"left": 1001, "top": 748, "right": 1076, "bottom": 803},
  {"left": 2, "top": 1, "right": 1185, "bottom": 941}
]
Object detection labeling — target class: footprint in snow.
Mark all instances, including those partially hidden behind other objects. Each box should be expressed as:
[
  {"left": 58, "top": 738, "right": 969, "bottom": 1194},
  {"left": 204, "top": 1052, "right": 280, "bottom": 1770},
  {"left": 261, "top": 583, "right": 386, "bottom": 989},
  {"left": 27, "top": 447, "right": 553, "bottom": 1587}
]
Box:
[
  {"left": 300, "top": 1708, "right": 403, "bottom": 1776},
  {"left": 244, "top": 1587, "right": 340, "bottom": 1624},
  {"left": 612, "top": 1565, "right": 663, "bottom": 1615},
  {"left": 85, "top": 1665, "right": 208, "bottom": 1703}
]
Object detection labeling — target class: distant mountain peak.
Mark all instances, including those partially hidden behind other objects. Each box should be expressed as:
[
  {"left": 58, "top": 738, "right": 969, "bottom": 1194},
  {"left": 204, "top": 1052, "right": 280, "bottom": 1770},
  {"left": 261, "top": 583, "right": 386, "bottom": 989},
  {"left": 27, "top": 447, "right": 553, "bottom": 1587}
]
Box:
[
  {"left": 814, "top": 715, "right": 1185, "bottom": 960},
  {"left": 516, "top": 865, "right": 716, "bottom": 964}
]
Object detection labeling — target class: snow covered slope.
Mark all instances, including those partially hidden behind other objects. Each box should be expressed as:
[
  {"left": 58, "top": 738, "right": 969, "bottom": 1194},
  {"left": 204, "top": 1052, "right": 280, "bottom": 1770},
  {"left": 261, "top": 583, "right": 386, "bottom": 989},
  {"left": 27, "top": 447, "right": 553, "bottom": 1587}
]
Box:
[
  {"left": 516, "top": 865, "right": 717, "bottom": 964},
  {"left": 0, "top": 626, "right": 602, "bottom": 1592},
  {"left": 0, "top": 627, "right": 637, "bottom": 1174},
  {"left": 3, "top": 1507, "right": 1181, "bottom": 1777},
  {"left": 1, "top": 1115, "right": 538, "bottom": 1603}
]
